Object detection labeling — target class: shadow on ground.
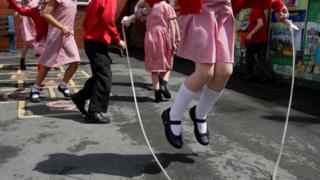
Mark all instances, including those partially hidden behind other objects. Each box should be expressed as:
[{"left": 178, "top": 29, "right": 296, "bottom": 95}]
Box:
[{"left": 34, "top": 153, "right": 197, "bottom": 178}]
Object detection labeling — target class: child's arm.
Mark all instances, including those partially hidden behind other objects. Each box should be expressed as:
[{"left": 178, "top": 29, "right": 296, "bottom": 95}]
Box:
[
  {"left": 42, "top": 0, "right": 72, "bottom": 37},
  {"left": 173, "top": 19, "right": 180, "bottom": 46},
  {"left": 246, "top": 18, "right": 264, "bottom": 41},
  {"left": 7, "top": 0, "right": 33, "bottom": 16},
  {"left": 169, "top": 19, "right": 177, "bottom": 52}
]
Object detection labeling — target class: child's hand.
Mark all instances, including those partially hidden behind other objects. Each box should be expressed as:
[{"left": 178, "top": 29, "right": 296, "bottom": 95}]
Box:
[
  {"left": 117, "top": 40, "right": 127, "bottom": 50},
  {"left": 121, "top": 16, "right": 135, "bottom": 27},
  {"left": 172, "top": 43, "right": 177, "bottom": 54},
  {"left": 245, "top": 33, "right": 252, "bottom": 41},
  {"left": 61, "top": 26, "right": 73, "bottom": 37}
]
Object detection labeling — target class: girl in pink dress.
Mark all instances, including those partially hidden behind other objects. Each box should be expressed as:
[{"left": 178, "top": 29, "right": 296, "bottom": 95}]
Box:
[
  {"left": 125, "top": 0, "right": 180, "bottom": 102},
  {"left": 160, "top": 0, "right": 289, "bottom": 149},
  {"left": 18, "top": 0, "right": 37, "bottom": 70},
  {"left": 29, "top": 0, "right": 80, "bottom": 103}
]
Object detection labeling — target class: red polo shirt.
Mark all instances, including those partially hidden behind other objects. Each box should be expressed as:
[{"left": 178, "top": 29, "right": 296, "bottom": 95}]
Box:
[
  {"left": 247, "top": 9, "right": 269, "bottom": 44},
  {"left": 83, "top": 0, "right": 121, "bottom": 44}
]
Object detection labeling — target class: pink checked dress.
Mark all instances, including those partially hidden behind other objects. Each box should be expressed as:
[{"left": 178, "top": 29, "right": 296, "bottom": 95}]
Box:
[
  {"left": 19, "top": 1, "right": 37, "bottom": 42},
  {"left": 177, "top": 0, "right": 235, "bottom": 64},
  {"left": 38, "top": 0, "right": 80, "bottom": 67},
  {"left": 144, "top": 1, "right": 176, "bottom": 72}
]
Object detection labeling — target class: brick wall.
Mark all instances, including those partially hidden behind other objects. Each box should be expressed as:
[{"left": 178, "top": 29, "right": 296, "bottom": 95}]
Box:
[{"left": 0, "top": 0, "right": 127, "bottom": 50}]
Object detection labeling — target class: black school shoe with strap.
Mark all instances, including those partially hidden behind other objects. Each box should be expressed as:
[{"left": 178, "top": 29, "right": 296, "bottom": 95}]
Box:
[
  {"left": 30, "top": 91, "right": 40, "bottom": 103},
  {"left": 189, "top": 106, "right": 210, "bottom": 145},
  {"left": 58, "top": 84, "right": 72, "bottom": 97},
  {"left": 161, "top": 108, "right": 183, "bottom": 149}
]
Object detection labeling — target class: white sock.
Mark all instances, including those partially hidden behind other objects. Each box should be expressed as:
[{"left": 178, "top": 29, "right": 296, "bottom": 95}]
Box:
[
  {"left": 59, "top": 81, "right": 68, "bottom": 89},
  {"left": 195, "top": 85, "right": 222, "bottom": 134},
  {"left": 31, "top": 84, "right": 41, "bottom": 92},
  {"left": 169, "top": 83, "right": 197, "bottom": 136}
]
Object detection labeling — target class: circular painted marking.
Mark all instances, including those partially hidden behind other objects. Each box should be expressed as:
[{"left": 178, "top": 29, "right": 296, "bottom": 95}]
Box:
[{"left": 46, "top": 100, "right": 76, "bottom": 111}]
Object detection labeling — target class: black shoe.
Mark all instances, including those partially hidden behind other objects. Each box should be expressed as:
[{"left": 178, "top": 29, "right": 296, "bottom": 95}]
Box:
[
  {"left": 20, "top": 58, "right": 26, "bottom": 70},
  {"left": 71, "top": 94, "right": 87, "bottom": 115},
  {"left": 160, "top": 79, "right": 171, "bottom": 99},
  {"left": 84, "top": 112, "right": 110, "bottom": 124},
  {"left": 161, "top": 108, "right": 183, "bottom": 149},
  {"left": 154, "top": 90, "right": 163, "bottom": 103},
  {"left": 189, "top": 106, "right": 209, "bottom": 145},
  {"left": 58, "top": 85, "right": 72, "bottom": 97},
  {"left": 30, "top": 91, "right": 40, "bottom": 103}
]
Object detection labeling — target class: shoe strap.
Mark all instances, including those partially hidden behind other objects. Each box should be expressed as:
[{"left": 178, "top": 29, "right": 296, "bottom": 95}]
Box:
[
  {"left": 165, "top": 120, "right": 181, "bottom": 125},
  {"left": 195, "top": 119, "right": 206, "bottom": 123}
]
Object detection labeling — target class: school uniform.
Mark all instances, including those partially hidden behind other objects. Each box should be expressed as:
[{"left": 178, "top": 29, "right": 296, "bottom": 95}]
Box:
[{"left": 72, "top": 0, "right": 121, "bottom": 123}]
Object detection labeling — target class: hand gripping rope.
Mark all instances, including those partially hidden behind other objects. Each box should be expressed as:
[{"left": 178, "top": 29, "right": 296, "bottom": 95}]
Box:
[
  {"left": 272, "top": 21, "right": 298, "bottom": 180},
  {"left": 121, "top": 25, "right": 172, "bottom": 180}
]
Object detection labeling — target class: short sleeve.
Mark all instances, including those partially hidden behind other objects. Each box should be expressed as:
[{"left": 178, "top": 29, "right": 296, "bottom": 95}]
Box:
[{"left": 167, "top": 5, "right": 177, "bottom": 20}]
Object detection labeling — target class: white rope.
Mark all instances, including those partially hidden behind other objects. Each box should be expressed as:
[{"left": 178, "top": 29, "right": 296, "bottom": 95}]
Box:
[
  {"left": 121, "top": 26, "right": 172, "bottom": 180},
  {"left": 272, "top": 27, "right": 296, "bottom": 180}
]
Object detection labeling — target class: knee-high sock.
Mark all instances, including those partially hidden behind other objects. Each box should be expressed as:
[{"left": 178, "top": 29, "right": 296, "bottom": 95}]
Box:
[
  {"left": 195, "top": 85, "right": 222, "bottom": 133},
  {"left": 169, "top": 83, "right": 197, "bottom": 135}
]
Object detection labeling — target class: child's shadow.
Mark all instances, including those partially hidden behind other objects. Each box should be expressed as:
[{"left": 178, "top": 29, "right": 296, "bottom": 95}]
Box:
[{"left": 34, "top": 152, "right": 198, "bottom": 178}]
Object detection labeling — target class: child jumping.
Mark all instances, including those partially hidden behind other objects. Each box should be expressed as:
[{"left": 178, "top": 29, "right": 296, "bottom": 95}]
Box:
[
  {"left": 123, "top": 0, "right": 180, "bottom": 102},
  {"left": 161, "top": 0, "right": 289, "bottom": 148},
  {"left": 29, "top": 0, "right": 80, "bottom": 102}
]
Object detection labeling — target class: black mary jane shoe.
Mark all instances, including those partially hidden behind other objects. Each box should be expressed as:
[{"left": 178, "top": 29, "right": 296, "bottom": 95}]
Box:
[
  {"left": 71, "top": 94, "right": 88, "bottom": 116},
  {"left": 159, "top": 79, "right": 171, "bottom": 99},
  {"left": 161, "top": 108, "right": 183, "bottom": 149},
  {"left": 58, "top": 85, "right": 72, "bottom": 97},
  {"left": 189, "top": 106, "right": 210, "bottom": 145},
  {"left": 30, "top": 91, "right": 40, "bottom": 103},
  {"left": 84, "top": 112, "right": 110, "bottom": 124}
]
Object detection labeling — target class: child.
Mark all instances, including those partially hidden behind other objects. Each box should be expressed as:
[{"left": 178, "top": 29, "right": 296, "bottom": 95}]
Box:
[
  {"left": 7, "top": 0, "right": 48, "bottom": 68},
  {"left": 29, "top": 0, "right": 80, "bottom": 102},
  {"left": 17, "top": 0, "right": 37, "bottom": 70},
  {"left": 71, "top": 0, "right": 126, "bottom": 123},
  {"left": 161, "top": 0, "right": 289, "bottom": 149},
  {"left": 123, "top": 0, "right": 179, "bottom": 102}
]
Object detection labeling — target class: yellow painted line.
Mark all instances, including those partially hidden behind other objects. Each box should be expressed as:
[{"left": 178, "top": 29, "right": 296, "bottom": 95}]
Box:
[
  {"left": 17, "top": 101, "right": 26, "bottom": 120},
  {"left": 0, "top": 65, "right": 3, "bottom": 68},
  {"left": 0, "top": 77, "right": 87, "bottom": 83},
  {"left": 81, "top": 71, "right": 90, "bottom": 78},
  {"left": 19, "top": 112, "right": 80, "bottom": 119},
  {"left": 17, "top": 70, "right": 22, "bottom": 74},
  {"left": 0, "top": 63, "right": 37, "bottom": 67},
  {"left": 17, "top": 80, "right": 24, "bottom": 89},
  {"left": 58, "top": 66, "right": 65, "bottom": 72},
  {"left": 0, "top": 101, "right": 16, "bottom": 104},
  {"left": 48, "top": 87, "right": 56, "bottom": 98},
  {"left": 69, "top": 79, "right": 76, "bottom": 87}
]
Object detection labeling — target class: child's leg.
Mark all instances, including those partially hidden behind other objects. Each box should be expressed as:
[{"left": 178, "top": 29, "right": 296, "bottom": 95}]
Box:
[
  {"left": 169, "top": 63, "right": 214, "bottom": 135},
  {"left": 195, "top": 62, "right": 233, "bottom": 133},
  {"left": 57, "top": 62, "right": 79, "bottom": 97},
  {"left": 20, "top": 41, "right": 29, "bottom": 70},
  {"left": 151, "top": 72, "right": 162, "bottom": 102},
  {"left": 151, "top": 72, "right": 160, "bottom": 90},
  {"left": 30, "top": 66, "right": 50, "bottom": 102},
  {"left": 62, "top": 62, "right": 79, "bottom": 84},
  {"left": 159, "top": 71, "right": 171, "bottom": 99}
]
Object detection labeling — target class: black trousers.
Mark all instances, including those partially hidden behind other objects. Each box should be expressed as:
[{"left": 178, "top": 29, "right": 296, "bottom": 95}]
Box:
[
  {"left": 77, "top": 40, "right": 112, "bottom": 113},
  {"left": 245, "top": 43, "right": 273, "bottom": 79}
]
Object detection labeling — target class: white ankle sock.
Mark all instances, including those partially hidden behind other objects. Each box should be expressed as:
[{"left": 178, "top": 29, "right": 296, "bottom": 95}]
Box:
[
  {"left": 31, "top": 84, "right": 41, "bottom": 92},
  {"left": 195, "top": 85, "right": 222, "bottom": 134},
  {"left": 169, "top": 83, "right": 197, "bottom": 136},
  {"left": 59, "top": 81, "right": 68, "bottom": 89}
]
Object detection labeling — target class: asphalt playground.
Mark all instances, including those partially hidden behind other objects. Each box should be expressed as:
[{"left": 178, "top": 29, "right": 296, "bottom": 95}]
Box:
[{"left": 0, "top": 49, "right": 319, "bottom": 180}]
